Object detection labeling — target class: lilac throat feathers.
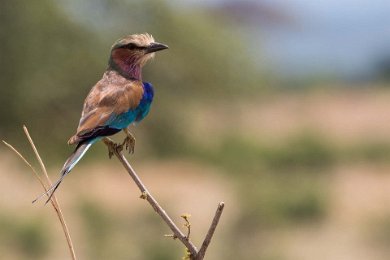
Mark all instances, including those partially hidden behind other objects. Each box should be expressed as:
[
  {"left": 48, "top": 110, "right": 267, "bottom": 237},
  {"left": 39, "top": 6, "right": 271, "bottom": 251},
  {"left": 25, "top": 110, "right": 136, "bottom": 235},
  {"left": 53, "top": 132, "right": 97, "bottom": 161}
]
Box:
[{"left": 110, "top": 49, "right": 142, "bottom": 80}]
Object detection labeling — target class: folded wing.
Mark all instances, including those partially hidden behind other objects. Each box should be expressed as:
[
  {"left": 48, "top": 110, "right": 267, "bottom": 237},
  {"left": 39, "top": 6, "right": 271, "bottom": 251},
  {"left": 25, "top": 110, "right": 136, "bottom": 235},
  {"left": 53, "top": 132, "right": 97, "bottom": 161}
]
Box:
[{"left": 68, "top": 76, "right": 144, "bottom": 145}]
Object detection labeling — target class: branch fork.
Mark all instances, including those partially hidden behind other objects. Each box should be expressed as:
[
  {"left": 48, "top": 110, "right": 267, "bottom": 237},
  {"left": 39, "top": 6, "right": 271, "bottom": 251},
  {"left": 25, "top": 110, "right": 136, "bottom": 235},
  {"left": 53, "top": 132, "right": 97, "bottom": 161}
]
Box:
[
  {"left": 103, "top": 138, "right": 225, "bottom": 260},
  {"left": 4, "top": 127, "right": 225, "bottom": 260}
]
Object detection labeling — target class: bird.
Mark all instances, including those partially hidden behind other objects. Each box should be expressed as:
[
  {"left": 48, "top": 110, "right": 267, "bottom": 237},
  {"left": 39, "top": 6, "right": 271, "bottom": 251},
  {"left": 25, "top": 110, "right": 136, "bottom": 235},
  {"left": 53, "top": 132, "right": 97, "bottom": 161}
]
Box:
[{"left": 33, "top": 33, "right": 168, "bottom": 204}]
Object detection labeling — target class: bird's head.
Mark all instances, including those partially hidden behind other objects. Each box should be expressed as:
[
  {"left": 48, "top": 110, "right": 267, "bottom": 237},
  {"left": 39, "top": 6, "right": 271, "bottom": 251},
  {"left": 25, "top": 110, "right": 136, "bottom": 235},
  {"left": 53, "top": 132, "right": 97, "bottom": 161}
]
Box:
[{"left": 108, "top": 33, "right": 168, "bottom": 79}]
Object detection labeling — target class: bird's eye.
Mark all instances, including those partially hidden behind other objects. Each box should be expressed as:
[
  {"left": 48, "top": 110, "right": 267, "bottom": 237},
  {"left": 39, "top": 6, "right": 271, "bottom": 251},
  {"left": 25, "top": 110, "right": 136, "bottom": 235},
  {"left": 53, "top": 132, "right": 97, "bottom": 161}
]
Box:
[{"left": 126, "top": 43, "right": 138, "bottom": 49}]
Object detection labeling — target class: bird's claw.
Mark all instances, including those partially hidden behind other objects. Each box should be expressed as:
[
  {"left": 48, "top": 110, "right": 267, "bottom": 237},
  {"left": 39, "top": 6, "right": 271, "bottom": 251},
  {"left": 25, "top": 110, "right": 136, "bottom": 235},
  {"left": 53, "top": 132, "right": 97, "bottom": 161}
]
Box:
[
  {"left": 122, "top": 134, "right": 136, "bottom": 154},
  {"left": 103, "top": 137, "right": 118, "bottom": 159},
  {"left": 122, "top": 129, "right": 136, "bottom": 154},
  {"left": 102, "top": 132, "right": 135, "bottom": 159}
]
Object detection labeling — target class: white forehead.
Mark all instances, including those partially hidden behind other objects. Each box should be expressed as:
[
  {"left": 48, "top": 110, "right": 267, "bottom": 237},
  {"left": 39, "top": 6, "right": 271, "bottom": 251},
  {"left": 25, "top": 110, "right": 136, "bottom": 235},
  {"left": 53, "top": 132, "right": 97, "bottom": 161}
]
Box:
[{"left": 114, "top": 33, "right": 155, "bottom": 48}]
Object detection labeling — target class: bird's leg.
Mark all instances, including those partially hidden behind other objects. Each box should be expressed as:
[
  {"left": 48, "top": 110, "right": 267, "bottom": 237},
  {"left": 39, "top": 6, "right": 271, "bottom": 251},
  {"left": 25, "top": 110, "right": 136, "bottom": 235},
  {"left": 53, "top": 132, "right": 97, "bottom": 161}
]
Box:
[
  {"left": 102, "top": 129, "right": 135, "bottom": 158},
  {"left": 121, "top": 127, "right": 136, "bottom": 154},
  {"left": 102, "top": 137, "right": 120, "bottom": 159}
]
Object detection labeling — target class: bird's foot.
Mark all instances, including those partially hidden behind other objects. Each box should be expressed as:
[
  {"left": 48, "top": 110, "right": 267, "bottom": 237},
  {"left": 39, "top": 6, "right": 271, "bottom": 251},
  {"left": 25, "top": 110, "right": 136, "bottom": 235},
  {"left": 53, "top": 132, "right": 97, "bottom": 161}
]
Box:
[
  {"left": 102, "top": 131, "right": 135, "bottom": 159},
  {"left": 103, "top": 137, "right": 120, "bottom": 159},
  {"left": 122, "top": 129, "right": 136, "bottom": 154}
]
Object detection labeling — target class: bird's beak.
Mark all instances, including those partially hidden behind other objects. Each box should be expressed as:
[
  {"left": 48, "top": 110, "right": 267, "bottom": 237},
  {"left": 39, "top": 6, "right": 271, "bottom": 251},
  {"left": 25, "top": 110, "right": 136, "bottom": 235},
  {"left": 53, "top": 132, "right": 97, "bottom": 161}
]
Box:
[{"left": 146, "top": 42, "right": 169, "bottom": 54}]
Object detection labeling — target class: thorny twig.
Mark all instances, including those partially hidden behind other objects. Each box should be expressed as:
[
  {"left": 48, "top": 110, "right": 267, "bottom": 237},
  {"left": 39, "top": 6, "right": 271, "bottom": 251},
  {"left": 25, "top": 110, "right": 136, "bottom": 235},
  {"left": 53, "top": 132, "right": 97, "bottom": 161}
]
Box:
[{"left": 181, "top": 213, "right": 191, "bottom": 240}]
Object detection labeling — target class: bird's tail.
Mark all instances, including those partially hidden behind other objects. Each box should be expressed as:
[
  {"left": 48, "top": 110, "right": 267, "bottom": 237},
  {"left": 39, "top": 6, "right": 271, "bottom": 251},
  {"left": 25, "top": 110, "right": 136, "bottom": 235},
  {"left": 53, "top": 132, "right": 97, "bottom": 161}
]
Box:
[{"left": 32, "top": 141, "right": 92, "bottom": 204}]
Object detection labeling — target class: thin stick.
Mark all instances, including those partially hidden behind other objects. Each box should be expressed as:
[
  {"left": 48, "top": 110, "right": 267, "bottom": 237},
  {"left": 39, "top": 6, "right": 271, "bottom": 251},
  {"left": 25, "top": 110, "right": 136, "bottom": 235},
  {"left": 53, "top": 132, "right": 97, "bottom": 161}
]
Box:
[
  {"left": 105, "top": 138, "right": 226, "bottom": 259},
  {"left": 22, "top": 126, "right": 77, "bottom": 260},
  {"left": 111, "top": 147, "right": 199, "bottom": 257},
  {"left": 195, "top": 202, "right": 225, "bottom": 260},
  {"left": 5, "top": 127, "right": 224, "bottom": 260},
  {"left": 3, "top": 127, "right": 77, "bottom": 260},
  {"left": 2, "top": 141, "right": 45, "bottom": 188}
]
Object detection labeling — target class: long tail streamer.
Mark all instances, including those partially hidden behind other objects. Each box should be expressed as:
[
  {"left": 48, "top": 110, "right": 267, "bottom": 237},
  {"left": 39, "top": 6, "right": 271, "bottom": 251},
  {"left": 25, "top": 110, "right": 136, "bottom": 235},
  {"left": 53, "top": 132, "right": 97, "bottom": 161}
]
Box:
[{"left": 32, "top": 142, "right": 92, "bottom": 204}]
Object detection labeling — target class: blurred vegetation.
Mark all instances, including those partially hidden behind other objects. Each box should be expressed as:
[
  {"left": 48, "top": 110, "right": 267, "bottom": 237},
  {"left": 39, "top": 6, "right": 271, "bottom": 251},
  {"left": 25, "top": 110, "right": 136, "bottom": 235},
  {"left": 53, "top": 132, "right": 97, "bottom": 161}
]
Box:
[
  {"left": 77, "top": 200, "right": 180, "bottom": 259},
  {"left": 0, "top": 0, "right": 103, "bottom": 158},
  {"left": 0, "top": 214, "right": 49, "bottom": 259},
  {"left": 0, "top": 1, "right": 268, "bottom": 259},
  {"left": 186, "top": 133, "right": 390, "bottom": 175},
  {"left": 367, "top": 213, "right": 390, "bottom": 254},
  {"left": 0, "top": 0, "right": 262, "bottom": 162},
  {"left": 2, "top": 1, "right": 390, "bottom": 260}
]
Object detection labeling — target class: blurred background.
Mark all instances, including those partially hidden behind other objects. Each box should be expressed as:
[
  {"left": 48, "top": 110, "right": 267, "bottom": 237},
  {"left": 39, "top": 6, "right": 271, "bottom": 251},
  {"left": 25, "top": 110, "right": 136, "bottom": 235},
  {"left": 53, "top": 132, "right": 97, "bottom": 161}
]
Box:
[{"left": 1, "top": 0, "right": 390, "bottom": 259}]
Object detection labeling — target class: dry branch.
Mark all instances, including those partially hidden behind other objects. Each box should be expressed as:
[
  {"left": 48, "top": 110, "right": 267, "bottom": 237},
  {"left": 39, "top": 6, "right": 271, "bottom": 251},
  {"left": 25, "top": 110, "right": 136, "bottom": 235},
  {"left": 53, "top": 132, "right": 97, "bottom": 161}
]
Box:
[
  {"left": 196, "top": 202, "right": 225, "bottom": 260},
  {"left": 4, "top": 126, "right": 224, "bottom": 260},
  {"left": 3, "top": 126, "right": 77, "bottom": 260},
  {"left": 104, "top": 139, "right": 225, "bottom": 259},
  {"left": 108, "top": 144, "right": 199, "bottom": 256}
]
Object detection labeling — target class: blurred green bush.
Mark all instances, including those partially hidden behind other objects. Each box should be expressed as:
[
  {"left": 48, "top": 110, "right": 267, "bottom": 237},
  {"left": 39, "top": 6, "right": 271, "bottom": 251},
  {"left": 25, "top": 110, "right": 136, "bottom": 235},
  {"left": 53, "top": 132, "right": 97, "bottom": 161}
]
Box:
[
  {"left": 0, "top": 214, "right": 49, "bottom": 259},
  {"left": 0, "top": 0, "right": 261, "bottom": 161}
]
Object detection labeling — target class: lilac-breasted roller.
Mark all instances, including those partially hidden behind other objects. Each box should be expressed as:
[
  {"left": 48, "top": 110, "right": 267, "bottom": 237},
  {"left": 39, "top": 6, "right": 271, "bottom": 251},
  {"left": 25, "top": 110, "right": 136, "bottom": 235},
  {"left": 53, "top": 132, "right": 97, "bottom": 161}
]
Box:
[{"left": 34, "top": 33, "right": 168, "bottom": 203}]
